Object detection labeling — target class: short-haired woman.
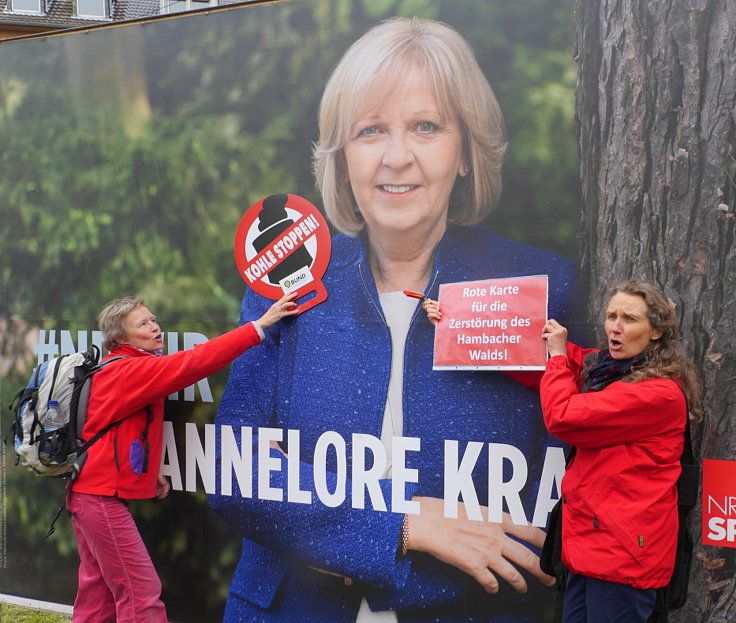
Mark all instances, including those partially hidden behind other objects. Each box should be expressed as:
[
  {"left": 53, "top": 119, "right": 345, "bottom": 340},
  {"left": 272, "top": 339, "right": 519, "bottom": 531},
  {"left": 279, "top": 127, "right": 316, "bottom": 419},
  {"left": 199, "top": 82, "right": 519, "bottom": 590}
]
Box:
[
  {"left": 540, "top": 280, "right": 701, "bottom": 622},
  {"left": 67, "top": 292, "right": 297, "bottom": 623}
]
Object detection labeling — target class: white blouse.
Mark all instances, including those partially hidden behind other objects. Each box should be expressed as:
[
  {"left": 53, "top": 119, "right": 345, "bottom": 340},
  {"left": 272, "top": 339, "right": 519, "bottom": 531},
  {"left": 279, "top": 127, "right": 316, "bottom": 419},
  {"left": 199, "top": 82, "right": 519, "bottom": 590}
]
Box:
[{"left": 355, "top": 291, "right": 418, "bottom": 623}]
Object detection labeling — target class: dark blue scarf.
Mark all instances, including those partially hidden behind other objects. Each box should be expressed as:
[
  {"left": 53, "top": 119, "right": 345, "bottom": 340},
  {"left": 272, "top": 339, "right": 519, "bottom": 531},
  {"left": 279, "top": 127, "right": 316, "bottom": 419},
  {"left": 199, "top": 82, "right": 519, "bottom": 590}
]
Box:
[{"left": 581, "top": 348, "right": 647, "bottom": 393}]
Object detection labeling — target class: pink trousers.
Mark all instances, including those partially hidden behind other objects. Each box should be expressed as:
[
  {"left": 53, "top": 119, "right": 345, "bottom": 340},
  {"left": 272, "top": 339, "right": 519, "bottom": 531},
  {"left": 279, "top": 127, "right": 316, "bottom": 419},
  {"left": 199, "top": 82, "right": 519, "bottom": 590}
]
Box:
[{"left": 67, "top": 491, "right": 168, "bottom": 623}]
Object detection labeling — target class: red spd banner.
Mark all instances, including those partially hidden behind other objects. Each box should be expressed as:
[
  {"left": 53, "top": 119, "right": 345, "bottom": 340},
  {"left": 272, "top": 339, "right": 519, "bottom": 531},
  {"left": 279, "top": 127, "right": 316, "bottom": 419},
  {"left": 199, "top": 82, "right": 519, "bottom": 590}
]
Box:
[
  {"left": 702, "top": 458, "right": 736, "bottom": 548},
  {"left": 433, "top": 275, "right": 548, "bottom": 370},
  {"left": 234, "top": 194, "right": 331, "bottom": 313}
]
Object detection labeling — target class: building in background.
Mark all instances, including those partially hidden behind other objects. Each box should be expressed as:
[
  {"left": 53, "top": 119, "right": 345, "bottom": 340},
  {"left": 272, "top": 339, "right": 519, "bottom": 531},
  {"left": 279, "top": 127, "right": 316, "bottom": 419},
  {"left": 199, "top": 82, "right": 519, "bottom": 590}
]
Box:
[{"left": 0, "top": 0, "right": 248, "bottom": 39}]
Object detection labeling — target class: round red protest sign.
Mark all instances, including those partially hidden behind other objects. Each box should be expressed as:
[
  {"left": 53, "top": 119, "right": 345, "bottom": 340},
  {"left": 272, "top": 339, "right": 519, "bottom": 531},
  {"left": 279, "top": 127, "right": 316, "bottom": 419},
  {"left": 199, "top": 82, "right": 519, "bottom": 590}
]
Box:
[{"left": 234, "top": 194, "right": 331, "bottom": 313}]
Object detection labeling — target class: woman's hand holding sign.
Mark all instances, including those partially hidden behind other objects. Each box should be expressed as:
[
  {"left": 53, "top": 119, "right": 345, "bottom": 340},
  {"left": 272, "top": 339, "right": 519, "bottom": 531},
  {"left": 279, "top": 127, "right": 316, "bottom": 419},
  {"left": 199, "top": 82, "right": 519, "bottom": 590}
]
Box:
[
  {"left": 405, "top": 497, "right": 555, "bottom": 594},
  {"left": 256, "top": 292, "right": 300, "bottom": 329},
  {"left": 541, "top": 318, "right": 568, "bottom": 358},
  {"left": 422, "top": 298, "right": 442, "bottom": 326}
]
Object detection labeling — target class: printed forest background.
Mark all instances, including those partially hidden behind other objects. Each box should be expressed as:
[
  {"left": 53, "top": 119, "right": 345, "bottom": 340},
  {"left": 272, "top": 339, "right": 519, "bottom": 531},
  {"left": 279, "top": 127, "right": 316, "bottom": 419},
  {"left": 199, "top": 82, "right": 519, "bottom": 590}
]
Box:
[{"left": 1, "top": 0, "right": 584, "bottom": 621}]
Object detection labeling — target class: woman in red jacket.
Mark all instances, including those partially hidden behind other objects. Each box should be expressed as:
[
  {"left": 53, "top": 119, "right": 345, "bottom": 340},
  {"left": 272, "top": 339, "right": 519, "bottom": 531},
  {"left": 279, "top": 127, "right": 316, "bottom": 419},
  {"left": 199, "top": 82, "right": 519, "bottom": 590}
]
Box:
[
  {"left": 540, "top": 280, "right": 701, "bottom": 623},
  {"left": 67, "top": 292, "right": 298, "bottom": 623}
]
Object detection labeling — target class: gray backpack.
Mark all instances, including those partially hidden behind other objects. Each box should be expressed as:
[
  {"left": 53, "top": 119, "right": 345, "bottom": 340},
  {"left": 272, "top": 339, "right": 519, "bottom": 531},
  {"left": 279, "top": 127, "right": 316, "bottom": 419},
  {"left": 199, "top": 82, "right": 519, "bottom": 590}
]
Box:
[{"left": 9, "top": 347, "right": 127, "bottom": 478}]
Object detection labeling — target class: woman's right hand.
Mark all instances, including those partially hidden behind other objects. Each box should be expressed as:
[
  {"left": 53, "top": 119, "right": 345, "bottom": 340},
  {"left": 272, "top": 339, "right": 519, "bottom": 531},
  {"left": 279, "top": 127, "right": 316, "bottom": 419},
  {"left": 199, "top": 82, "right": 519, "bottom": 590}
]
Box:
[
  {"left": 542, "top": 318, "right": 568, "bottom": 358},
  {"left": 422, "top": 298, "right": 442, "bottom": 326},
  {"left": 405, "top": 497, "right": 555, "bottom": 594},
  {"left": 257, "top": 292, "right": 300, "bottom": 329}
]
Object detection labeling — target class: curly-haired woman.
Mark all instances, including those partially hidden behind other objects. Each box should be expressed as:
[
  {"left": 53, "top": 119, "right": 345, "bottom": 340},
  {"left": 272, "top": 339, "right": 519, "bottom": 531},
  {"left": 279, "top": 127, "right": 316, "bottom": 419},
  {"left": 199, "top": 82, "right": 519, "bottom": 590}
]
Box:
[{"left": 540, "top": 280, "right": 701, "bottom": 623}]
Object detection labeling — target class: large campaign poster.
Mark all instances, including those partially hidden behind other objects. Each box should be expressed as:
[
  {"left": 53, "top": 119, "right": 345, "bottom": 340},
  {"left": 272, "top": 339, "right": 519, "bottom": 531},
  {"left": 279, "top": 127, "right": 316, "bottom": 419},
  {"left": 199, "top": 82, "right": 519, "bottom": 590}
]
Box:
[{"left": 0, "top": 1, "right": 585, "bottom": 620}]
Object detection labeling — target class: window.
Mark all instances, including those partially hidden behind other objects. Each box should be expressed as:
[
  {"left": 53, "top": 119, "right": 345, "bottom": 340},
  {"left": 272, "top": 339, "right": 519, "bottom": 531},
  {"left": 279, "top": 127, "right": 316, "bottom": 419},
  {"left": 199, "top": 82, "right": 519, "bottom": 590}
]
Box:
[
  {"left": 75, "top": 0, "right": 111, "bottom": 18},
  {"left": 162, "top": 0, "right": 215, "bottom": 15},
  {"left": 8, "top": 0, "right": 46, "bottom": 14}
]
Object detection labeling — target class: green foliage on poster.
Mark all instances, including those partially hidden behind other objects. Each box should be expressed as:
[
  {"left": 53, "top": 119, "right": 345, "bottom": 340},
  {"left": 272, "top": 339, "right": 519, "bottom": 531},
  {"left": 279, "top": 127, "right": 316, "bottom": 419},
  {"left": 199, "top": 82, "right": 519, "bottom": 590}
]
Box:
[
  {"left": 0, "top": 0, "right": 577, "bottom": 619},
  {"left": 0, "top": 0, "right": 576, "bottom": 324}
]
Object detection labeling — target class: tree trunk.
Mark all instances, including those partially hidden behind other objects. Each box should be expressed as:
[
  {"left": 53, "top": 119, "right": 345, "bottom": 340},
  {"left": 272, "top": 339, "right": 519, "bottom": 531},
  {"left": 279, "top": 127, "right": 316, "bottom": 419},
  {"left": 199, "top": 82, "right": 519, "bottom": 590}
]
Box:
[{"left": 575, "top": 0, "right": 736, "bottom": 620}]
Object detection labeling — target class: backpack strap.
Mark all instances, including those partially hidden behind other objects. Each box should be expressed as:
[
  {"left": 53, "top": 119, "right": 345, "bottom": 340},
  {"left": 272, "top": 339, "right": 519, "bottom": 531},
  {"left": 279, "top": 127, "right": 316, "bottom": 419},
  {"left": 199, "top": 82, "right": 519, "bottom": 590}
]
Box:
[
  {"left": 47, "top": 404, "right": 128, "bottom": 538},
  {"left": 69, "top": 354, "right": 129, "bottom": 439},
  {"left": 46, "top": 354, "right": 69, "bottom": 403},
  {"left": 677, "top": 410, "right": 698, "bottom": 510},
  {"left": 77, "top": 417, "right": 126, "bottom": 456},
  {"left": 26, "top": 362, "right": 48, "bottom": 445},
  {"left": 647, "top": 385, "right": 698, "bottom": 622},
  {"left": 6, "top": 386, "right": 37, "bottom": 448},
  {"left": 71, "top": 403, "right": 155, "bottom": 479},
  {"left": 27, "top": 361, "right": 44, "bottom": 412},
  {"left": 45, "top": 502, "right": 69, "bottom": 539},
  {"left": 540, "top": 445, "right": 576, "bottom": 591},
  {"left": 138, "top": 405, "right": 155, "bottom": 474},
  {"left": 70, "top": 356, "right": 156, "bottom": 477}
]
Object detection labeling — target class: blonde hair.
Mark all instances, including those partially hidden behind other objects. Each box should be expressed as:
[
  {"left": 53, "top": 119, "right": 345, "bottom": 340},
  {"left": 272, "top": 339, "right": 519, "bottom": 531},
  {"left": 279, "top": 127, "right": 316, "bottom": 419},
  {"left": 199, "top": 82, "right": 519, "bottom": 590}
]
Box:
[
  {"left": 313, "top": 16, "right": 506, "bottom": 236},
  {"left": 98, "top": 295, "right": 144, "bottom": 352}
]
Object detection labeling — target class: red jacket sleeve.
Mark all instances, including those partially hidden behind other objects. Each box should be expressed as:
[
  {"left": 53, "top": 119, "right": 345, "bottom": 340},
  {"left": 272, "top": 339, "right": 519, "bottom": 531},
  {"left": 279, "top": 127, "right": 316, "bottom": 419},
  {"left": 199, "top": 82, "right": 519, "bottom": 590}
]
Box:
[
  {"left": 540, "top": 344, "right": 686, "bottom": 447},
  {"left": 503, "top": 342, "right": 595, "bottom": 392},
  {"left": 95, "top": 322, "right": 262, "bottom": 419}
]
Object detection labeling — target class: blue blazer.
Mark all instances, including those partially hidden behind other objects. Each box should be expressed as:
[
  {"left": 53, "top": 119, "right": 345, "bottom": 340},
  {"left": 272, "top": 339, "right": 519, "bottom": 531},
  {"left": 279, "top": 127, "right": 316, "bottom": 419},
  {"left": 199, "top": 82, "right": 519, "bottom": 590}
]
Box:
[{"left": 210, "top": 226, "right": 582, "bottom": 622}]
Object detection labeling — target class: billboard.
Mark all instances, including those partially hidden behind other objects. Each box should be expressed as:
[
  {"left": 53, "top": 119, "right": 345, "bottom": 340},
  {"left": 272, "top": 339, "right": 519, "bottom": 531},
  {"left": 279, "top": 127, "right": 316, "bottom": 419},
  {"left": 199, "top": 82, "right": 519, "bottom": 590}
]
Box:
[{"left": 0, "top": 0, "right": 585, "bottom": 620}]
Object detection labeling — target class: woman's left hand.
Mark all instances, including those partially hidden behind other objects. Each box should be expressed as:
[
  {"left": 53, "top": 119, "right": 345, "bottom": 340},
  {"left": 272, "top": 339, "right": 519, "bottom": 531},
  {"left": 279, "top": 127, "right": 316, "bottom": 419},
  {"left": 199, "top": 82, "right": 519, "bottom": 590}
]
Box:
[
  {"left": 542, "top": 319, "right": 568, "bottom": 358},
  {"left": 156, "top": 474, "right": 171, "bottom": 500}
]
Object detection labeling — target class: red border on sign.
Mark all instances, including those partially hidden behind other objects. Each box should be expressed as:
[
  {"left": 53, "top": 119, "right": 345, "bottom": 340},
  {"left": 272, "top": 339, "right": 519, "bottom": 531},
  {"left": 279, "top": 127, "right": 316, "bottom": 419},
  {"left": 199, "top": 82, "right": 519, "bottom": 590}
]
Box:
[
  {"left": 433, "top": 275, "right": 549, "bottom": 370},
  {"left": 234, "top": 194, "right": 331, "bottom": 312}
]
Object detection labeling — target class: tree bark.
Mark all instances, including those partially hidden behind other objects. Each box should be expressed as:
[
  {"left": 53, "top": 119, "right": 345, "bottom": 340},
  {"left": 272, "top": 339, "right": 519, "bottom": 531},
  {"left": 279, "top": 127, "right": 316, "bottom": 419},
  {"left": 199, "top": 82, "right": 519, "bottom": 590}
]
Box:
[{"left": 575, "top": 0, "right": 736, "bottom": 620}]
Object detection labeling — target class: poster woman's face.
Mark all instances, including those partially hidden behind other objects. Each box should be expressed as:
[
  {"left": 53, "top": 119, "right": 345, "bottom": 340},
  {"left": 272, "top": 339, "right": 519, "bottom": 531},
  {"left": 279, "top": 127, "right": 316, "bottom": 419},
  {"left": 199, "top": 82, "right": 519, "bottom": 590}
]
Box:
[{"left": 342, "top": 69, "right": 465, "bottom": 242}]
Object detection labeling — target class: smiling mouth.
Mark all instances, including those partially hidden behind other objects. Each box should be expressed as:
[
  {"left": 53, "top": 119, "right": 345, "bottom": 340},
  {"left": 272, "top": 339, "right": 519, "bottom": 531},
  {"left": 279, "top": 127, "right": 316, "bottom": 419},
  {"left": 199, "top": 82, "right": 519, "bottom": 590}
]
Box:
[{"left": 379, "top": 184, "right": 417, "bottom": 194}]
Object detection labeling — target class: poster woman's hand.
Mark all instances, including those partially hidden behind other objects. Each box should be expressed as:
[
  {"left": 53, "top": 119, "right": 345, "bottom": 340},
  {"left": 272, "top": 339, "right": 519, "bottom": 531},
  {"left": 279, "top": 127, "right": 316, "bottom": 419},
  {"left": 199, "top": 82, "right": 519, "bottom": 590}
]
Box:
[{"left": 405, "top": 497, "right": 555, "bottom": 594}]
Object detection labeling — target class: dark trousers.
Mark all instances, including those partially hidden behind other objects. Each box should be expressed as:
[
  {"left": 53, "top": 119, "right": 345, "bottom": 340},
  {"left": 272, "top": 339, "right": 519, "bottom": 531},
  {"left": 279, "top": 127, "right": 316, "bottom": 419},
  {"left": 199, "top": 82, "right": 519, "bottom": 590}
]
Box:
[{"left": 563, "top": 572, "right": 656, "bottom": 623}]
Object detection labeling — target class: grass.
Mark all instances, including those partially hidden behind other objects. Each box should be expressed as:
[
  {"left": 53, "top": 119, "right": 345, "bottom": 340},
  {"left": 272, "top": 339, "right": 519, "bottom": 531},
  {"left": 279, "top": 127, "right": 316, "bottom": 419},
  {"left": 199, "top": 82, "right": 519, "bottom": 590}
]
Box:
[{"left": 0, "top": 604, "right": 71, "bottom": 622}]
